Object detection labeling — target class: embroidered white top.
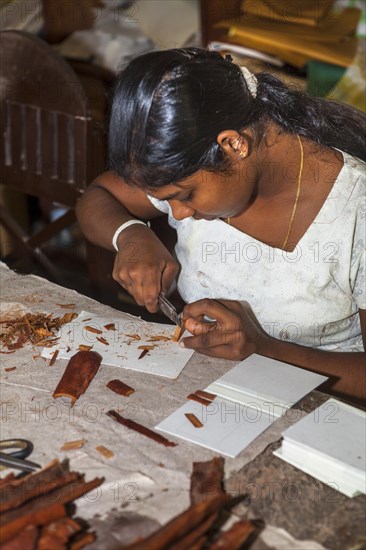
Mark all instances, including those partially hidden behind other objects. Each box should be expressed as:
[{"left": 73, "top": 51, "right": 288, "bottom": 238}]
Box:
[{"left": 148, "top": 151, "right": 366, "bottom": 352}]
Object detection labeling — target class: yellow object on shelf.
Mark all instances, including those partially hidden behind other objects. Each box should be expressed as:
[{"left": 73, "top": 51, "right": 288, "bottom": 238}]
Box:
[{"left": 216, "top": 7, "right": 360, "bottom": 68}]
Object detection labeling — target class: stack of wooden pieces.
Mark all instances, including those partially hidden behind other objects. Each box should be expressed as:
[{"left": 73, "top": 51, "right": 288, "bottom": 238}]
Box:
[
  {"left": 0, "top": 460, "right": 103, "bottom": 549},
  {"left": 121, "top": 457, "right": 263, "bottom": 549}
]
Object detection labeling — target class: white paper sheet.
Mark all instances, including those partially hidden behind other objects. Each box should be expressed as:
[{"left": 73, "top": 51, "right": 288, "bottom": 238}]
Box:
[
  {"left": 156, "top": 355, "right": 328, "bottom": 457},
  {"left": 41, "top": 310, "right": 194, "bottom": 379},
  {"left": 273, "top": 399, "right": 366, "bottom": 497},
  {"left": 206, "top": 354, "right": 328, "bottom": 417},
  {"left": 156, "top": 397, "right": 274, "bottom": 458}
]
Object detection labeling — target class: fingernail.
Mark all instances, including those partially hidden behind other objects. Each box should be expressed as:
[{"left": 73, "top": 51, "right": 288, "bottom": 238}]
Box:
[{"left": 179, "top": 341, "right": 185, "bottom": 348}]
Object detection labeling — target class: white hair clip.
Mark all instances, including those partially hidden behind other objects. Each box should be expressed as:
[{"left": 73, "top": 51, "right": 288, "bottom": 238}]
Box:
[{"left": 240, "top": 66, "right": 258, "bottom": 99}]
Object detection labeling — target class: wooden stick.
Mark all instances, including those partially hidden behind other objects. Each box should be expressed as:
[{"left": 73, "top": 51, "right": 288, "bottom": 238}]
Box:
[{"left": 106, "top": 410, "right": 177, "bottom": 448}]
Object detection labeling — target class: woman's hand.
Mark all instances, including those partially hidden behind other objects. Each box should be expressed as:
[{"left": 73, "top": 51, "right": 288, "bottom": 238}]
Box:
[
  {"left": 180, "top": 299, "right": 264, "bottom": 360},
  {"left": 112, "top": 225, "right": 179, "bottom": 312}
]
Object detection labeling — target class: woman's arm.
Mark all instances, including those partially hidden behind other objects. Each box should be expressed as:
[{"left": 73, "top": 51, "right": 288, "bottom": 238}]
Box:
[
  {"left": 181, "top": 300, "right": 366, "bottom": 404},
  {"left": 76, "top": 171, "right": 179, "bottom": 310},
  {"left": 75, "top": 170, "right": 163, "bottom": 250}
]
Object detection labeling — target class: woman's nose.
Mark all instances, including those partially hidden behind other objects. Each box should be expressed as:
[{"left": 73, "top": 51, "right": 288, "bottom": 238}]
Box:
[{"left": 168, "top": 200, "right": 195, "bottom": 221}]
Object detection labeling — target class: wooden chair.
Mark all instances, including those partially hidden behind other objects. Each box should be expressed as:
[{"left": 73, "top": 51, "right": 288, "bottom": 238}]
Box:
[{"left": 0, "top": 30, "right": 107, "bottom": 284}]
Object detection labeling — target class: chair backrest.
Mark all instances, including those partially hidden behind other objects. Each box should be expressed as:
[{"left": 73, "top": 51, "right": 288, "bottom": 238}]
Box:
[
  {"left": 0, "top": 30, "right": 100, "bottom": 205},
  {"left": 0, "top": 30, "right": 106, "bottom": 282}
]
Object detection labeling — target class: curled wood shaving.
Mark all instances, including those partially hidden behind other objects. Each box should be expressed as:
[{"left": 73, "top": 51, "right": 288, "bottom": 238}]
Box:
[
  {"left": 78, "top": 344, "right": 93, "bottom": 352},
  {"left": 147, "top": 335, "right": 171, "bottom": 342},
  {"left": 84, "top": 326, "right": 102, "bottom": 335},
  {"left": 125, "top": 333, "right": 141, "bottom": 340},
  {"left": 0, "top": 312, "right": 77, "bottom": 349},
  {"left": 96, "top": 336, "right": 109, "bottom": 345},
  {"left": 104, "top": 323, "right": 116, "bottom": 331},
  {"left": 61, "top": 439, "right": 85, "bottom": 451},
  {"left": 96, "top": 445, "right": 114, "bottom": 459},
  {"left": 137, "top": 345, "right": 155, "bottom": 360}
]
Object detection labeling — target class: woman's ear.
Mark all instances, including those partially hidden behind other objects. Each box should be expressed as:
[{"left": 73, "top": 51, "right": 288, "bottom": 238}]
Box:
[{"left": 217, "top": 130, "right": 251, "bottom": 160}]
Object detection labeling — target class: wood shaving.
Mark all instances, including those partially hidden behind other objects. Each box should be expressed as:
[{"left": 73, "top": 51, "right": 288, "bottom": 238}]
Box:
[
  {"left": 4, "top": 367, "right": 16, "bottom": 372},
  {"left": 96, "top": 336, "right": 109, "bottom": 345},
  {"left": 125, "top": 333, "right": 141, "bottom": 340},
  {"left": 95, "top": 445, "right": 114, "bottom": 459},
  {"left": 104, "top": 323, "right": 116, "bottom": 331},
  {"left": 55, "top": 303, "right": 75, "bottom": 308},
  {"left": 0, "top": 312, "right": 77, "bottom": 350},
  {"left": 61, "top": 439, "right": 85, "bottom": 451},
  {"left": 49, "top": 350, "right": 59, "bottom": 366},
  {"left": 146, "top": 335, "right": 171, "bottom": 342},
  {"left": 84, "top": 326, "right": 102, "bottom": 335},
  {"left": 187, "top": 393, "right": 212, "bottom": 407},
  {"left": 78, "top": 344, "right": 93, "bottom": 352},
  {"left": 137, "top": 345, "right": 155, "bottom": 350}
]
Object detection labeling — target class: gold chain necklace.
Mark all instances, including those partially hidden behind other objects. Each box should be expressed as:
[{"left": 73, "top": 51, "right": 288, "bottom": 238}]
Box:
[
  {"left": 282, "top": 135, "right": 304, "bottom": 249},
  {"left": 226, "top": 135, "right": 304, "bottom": 248}
]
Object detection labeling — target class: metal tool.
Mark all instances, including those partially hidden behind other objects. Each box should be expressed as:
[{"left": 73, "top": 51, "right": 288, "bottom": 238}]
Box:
[
  {"left": 158, "top": 294, "right": 182, "bottom": 327},
  {"left": 0, "top": 439, "right": 41, "bottom": 473}
]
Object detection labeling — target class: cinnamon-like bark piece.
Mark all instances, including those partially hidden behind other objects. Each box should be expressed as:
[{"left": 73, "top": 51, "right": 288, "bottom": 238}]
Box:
[
  {"left": 60, "top": 439, "right": 85, "bottom": 451},
  {"left": 187, "top": 393, "right": 211, "bottom": 407},
  {"left": 106, "top": 410, "right": 177, "bottom": 447},
  {"left": 84, "top": 326, "right": 102, "bottom": 334},
  {"left": 1, "top": 476, "right": 103, "bottom": 543},
  {"left": 52, "top": 351, "right": 102, "bottom": 406},
  {"left": 106, "top": 379, "right": 135, "bottom": 397},
  {"left": 190, "top": 457, "right": 225, "bottom": 506},
  {"left": 194, "top": 390, "right": 216, "bottom": 402},
  {"left": 96, "top": 445, "right": 114, "bottom": 458},
  {"left": 122, "top": 496, "right": 223, "bottom": 550},
  {"left": 49, "top": 349, "right": 59, "bottom": 366},
  {"left": 0, "top": 460, "right": 78, "bottom": 513},
  {"left": 185, "top": 413, "right": 203, "bottom": 428},
  {"left": 172, "top": 325, "right": 184, "bottom": 342},
  {"left": 38, "top": 517, "right": 81, "bottom": 550},
  {"left": 0, "top": 523, "right": 38, "bottom": 550}
]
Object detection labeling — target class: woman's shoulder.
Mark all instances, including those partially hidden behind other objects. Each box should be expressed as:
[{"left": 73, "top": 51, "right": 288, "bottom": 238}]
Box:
[{"left": 339, "top": 150, "right": 366, "bottom": 179}]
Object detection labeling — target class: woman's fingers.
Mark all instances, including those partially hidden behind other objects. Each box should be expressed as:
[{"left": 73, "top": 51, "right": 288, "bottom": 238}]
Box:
[{"left": 181, "top": 319, "right": 241, "bottom": 348}]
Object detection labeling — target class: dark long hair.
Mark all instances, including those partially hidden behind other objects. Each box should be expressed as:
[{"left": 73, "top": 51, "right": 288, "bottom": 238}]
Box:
[{"left": 108, "top": 48, "right": 366, "bottom": 188}]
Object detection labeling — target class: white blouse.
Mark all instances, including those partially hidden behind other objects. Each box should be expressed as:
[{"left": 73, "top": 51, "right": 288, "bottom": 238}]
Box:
[{"left": 148, "top": 151, "right": 366, "bottom": 352}]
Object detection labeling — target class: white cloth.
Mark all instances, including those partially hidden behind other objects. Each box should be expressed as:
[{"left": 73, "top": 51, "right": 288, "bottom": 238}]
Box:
[{"left": 148, "top": 151, "right": 366, "bottom": 352}]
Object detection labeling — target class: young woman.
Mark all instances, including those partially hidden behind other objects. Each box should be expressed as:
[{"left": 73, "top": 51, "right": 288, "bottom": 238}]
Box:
[{"left": 76, "top": 48, "right": 366, "bottom": 403}]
